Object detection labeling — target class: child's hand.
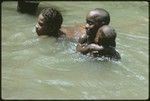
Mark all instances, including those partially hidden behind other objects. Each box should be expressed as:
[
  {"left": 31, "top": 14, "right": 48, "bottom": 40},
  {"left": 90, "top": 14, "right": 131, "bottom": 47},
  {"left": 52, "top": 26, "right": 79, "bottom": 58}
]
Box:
[{"left": 88, "top": 43, "right": 103, "bottom": 51}]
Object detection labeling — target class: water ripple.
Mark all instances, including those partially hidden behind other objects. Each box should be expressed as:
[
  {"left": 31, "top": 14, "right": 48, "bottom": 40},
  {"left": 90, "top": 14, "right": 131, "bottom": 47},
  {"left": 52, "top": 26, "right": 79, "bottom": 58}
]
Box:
[
  {"left": 118, "top": 63, "right": 146, "bottom": 81},
  {"left": 36, "top": 79, "right": 74, "bottom": 87}
]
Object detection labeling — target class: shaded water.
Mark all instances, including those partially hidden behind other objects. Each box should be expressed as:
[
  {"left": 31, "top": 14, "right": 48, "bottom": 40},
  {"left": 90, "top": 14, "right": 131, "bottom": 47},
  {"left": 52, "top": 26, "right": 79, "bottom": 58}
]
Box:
[{"left": 2, "top": 1, "right": 149, "bottom": 99}]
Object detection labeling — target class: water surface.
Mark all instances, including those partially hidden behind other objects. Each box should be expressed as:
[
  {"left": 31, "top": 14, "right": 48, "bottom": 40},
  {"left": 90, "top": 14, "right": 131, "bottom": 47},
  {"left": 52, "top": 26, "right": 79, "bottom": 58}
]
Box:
[{"left": 2, "top": 1, "right": 149, "bottom": 99}]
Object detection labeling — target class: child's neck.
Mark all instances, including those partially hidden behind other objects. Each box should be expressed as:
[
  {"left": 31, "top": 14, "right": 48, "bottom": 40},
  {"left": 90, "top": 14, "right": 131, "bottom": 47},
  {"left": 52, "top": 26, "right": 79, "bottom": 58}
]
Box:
[
  {"left": 49, "top": 30, "right": 60, "bottom": 38},
  {"left": 87, "top": 33, "right": 96, "bottom": 44}
]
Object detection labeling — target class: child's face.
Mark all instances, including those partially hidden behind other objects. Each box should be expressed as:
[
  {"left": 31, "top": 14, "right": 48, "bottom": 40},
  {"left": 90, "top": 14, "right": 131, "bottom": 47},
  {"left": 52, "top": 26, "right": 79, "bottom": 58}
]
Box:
[
  {"left": 85, "top": 11, "right": 101, "bottom": 36},
  {"left": 35, "top": 14, "right": 51, "bottom": 36}
]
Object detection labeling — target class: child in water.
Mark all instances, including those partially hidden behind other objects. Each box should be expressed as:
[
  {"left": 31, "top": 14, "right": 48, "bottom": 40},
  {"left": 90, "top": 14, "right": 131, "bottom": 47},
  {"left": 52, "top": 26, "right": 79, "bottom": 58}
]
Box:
[
  {"left": 35, "top": 7, "right": 84, "bottom": 40},
  {"left": 35, "top": 8, "right": 65, "bottom": 38},
  {"left": 76, "top": 8, "right": 121, "bottom": 60}
]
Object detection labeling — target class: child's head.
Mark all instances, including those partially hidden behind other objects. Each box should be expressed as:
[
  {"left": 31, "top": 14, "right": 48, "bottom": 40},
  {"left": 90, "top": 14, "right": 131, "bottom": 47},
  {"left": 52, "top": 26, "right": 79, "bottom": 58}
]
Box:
[
  {"left": 98, "top": 26, "right": 116, "bottom": 47},
  {"left": 36, "top": 8, "right": 63, "bottom": 36},
  {"left": 85, "top": 8, "right": 110, "bottom": 36}
]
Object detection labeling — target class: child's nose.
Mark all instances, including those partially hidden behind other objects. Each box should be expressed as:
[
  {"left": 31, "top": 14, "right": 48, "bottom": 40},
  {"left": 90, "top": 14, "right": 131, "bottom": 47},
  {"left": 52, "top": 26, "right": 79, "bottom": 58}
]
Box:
[
  {"left": 85, "top": 24, "right": 89, "bottom": 29},
  {"left": 35, "top": 23, "right": 39, "bottom": 29}
]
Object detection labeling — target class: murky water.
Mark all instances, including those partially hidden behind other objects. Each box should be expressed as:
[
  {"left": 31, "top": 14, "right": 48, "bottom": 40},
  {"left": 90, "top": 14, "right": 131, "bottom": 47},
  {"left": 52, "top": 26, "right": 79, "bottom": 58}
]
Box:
[{"left": 2, "top": 1, "right": 149, "bottom": 99}]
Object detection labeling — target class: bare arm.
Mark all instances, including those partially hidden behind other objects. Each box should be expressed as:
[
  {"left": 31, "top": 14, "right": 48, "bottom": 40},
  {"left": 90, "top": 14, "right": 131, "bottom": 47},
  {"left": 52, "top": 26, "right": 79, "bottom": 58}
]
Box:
[
  {"left": 76, "top": 43, "right": 90, "bottom": 54},
  {"left": 76, "top": 34, "right": 104, "bottom": 54},
  {"left": 76, "top": 34, "right": 90, "bottom": 54}
]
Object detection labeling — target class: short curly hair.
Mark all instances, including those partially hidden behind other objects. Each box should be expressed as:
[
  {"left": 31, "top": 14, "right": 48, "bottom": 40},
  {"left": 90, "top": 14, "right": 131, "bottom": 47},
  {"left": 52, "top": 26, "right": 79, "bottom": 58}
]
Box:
[
  {"left": 41, "top": 8, "right": 63, "bottom": 30},
  {"left": 100, "top": 26, "right": 116, "bottom": 47},
  {"left": 93, "top": 8, "right": 110, "bottom": 25}
]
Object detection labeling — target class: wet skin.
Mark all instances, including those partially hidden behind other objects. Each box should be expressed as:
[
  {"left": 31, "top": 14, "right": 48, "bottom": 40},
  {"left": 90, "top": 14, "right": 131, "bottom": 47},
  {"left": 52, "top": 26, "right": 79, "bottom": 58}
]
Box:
[
  {"left": 76, "top": 10, "right": 121, "bottom": 60},
  {"left": 36, "top": 14, "right": 52, "bottom": 36},
  {"left": 76, "top": 11, "right": 105, "bottom": 54},
  {"left": 35, "top": 10, "right": 120, "bottom": 60},
  {"left": 36, "top": 14, "right": 86, "bottom": 39},
  {"left": 85, "top": 10, "right": 102, "bottom": 36}
]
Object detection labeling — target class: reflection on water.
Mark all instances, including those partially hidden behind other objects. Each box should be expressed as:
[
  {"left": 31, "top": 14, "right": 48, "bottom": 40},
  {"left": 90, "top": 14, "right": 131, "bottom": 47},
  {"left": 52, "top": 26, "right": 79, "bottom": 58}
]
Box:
[{"left": 2, "top": 1, "right": 148, "bottom": 99}]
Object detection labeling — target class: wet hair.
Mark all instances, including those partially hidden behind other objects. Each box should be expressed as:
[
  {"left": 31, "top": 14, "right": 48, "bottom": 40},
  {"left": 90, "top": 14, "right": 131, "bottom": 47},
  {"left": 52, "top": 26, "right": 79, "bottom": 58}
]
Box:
[
  {"left": 93, "top": 8, "right": 110, "bottom": 25},
  {"left": 99, "top": 26, "right": 116, "bottom": 47},
  {"left": 40, "top": 8, "right": 63, "bottom": 31}
]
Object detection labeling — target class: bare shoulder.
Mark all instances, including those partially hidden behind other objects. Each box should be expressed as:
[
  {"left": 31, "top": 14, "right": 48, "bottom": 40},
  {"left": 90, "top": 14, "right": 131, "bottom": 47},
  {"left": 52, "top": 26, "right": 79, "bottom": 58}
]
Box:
[
  {"left": 78, "top": 33, "right": 87, "bottom": 44},
  {"left": 60, "top": 26, "right": 74, "bottom": 39},
  {"left": 60, "top": 24, "right": 86, "bottom": 39}
]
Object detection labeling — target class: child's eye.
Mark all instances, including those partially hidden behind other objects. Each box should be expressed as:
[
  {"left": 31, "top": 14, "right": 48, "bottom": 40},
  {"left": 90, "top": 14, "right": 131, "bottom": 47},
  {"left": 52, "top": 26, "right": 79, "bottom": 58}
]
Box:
[
  {"left": 87, "top": 20, "right": 94, "bottom": 25},
  {"left": 88, "top": 22, "right": 93, "bottom": 25}
]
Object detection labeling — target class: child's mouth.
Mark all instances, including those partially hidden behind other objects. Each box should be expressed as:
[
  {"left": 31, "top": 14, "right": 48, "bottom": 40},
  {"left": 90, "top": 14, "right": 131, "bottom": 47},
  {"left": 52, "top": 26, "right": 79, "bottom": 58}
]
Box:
[{"left": 86, "top": 29, "right": 91, "bottom": 35}]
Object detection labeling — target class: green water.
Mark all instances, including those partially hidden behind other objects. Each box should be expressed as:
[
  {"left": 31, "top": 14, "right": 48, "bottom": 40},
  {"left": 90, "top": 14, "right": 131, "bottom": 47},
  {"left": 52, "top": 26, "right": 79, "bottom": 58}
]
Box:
[{"left": 2, "top": 1, "right": 149, "bottom": 99}]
